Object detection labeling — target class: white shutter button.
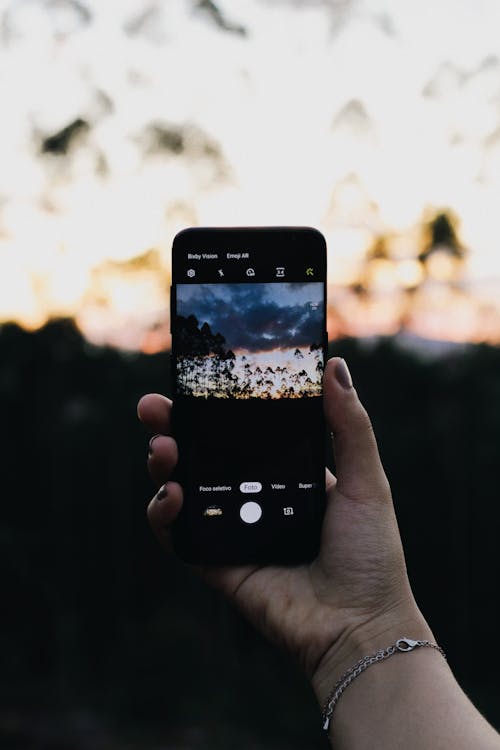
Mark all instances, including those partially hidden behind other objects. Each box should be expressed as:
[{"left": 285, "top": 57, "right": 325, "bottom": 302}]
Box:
[{"left": 240, "top": 501, "right": 262, "bottom": 524}]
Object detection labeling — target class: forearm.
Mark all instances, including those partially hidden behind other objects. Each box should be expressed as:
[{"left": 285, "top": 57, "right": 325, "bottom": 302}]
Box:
[{"left": 312, "top": 614, "right": 500, "bottom": 750}]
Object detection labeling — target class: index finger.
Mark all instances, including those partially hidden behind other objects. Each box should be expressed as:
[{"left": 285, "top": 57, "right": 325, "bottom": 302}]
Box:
[{"left": 137, "top": 393, "right": 173, "bottom": 434}]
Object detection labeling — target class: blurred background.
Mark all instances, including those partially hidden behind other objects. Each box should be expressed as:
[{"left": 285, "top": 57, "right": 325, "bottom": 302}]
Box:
[{"left": 1, "top": 0, "right": 499, "bottom": 747}]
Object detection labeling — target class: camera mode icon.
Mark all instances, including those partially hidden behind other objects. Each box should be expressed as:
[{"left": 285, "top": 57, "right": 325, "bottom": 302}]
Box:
[{"left": 240, "top": 481, "right": 262, "bottom": 493}]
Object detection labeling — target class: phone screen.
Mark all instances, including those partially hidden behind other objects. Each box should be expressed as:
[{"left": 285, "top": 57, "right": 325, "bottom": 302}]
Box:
[{"left": 171, "top": 227, "right": 327, "bottom": 563}]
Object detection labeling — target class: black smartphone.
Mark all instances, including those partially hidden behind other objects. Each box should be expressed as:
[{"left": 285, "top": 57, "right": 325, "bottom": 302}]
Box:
[{"left": 170, "top": 227, "right": 327, "bottom": 564}]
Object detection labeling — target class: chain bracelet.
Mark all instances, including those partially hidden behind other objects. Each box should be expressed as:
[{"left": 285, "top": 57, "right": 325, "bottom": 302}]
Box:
[{"left": 321, "top": 637, "right": 446, "bottom": 732}]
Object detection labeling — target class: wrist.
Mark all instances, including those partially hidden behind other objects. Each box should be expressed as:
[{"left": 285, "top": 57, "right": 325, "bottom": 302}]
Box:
[{"left": 311, "top": 601, "right": 434, "bottom": 709}]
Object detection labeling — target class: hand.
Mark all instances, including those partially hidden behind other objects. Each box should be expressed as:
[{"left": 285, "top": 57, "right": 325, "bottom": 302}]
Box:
[{"left": 137, "top": 357, "right": 431, "bottom": 702}]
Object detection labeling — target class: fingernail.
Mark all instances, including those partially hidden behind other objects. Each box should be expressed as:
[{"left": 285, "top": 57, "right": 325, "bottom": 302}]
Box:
[
  {"left": 148, "top": 434, "right": 161, "bottom": 457},
  {"left": 335, "top": 359, "right": 353, "bottom": 390},
  {"left": 155, "top": 484, "right": 168, "bottom": 502}
]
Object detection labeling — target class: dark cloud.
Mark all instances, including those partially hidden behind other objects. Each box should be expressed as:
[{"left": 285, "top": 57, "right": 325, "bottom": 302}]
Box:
[
  {"left": 195, "top": 0, "right": 247, "bottom": 37},
  {"left": 40, "top": 118, "right": 89, "bottom": 155},
  {"left": 177, "top": 283, "right": 323, "bottom": 351}
]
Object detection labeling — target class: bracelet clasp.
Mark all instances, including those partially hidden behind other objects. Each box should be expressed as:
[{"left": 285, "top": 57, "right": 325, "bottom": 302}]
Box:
[{"left": 396, "top": 637, "right": 420, "bottom": 652}]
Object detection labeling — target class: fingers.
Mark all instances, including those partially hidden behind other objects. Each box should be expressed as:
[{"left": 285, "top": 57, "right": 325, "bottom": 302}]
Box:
[
  {"left": 138, "top": 393, "right": 177, "bottom": 486},
  {"left": 323, "top": 358, "right": 390, "bottom": 502},
  {"left": 147, "top": 481, "right": 184, "bottom": 550},
  {"left": 140, "top": 395, "right": 182, "bottom": 552},
  {"left": 148, "top": 434, "right": 178, "bottom": 486},
  {"left": 137, "top": 393, "right": 172, "bottom": 434}
]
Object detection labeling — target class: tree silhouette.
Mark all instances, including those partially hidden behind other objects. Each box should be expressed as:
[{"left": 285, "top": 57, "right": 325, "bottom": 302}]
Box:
[{"left": 175, "top": 315, "right": 322, "bottom": 399}]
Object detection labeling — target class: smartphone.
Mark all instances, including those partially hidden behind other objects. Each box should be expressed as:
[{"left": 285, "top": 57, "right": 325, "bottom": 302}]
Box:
[{"left": 170, "top": 227, "right": 327, "bottom": 564}]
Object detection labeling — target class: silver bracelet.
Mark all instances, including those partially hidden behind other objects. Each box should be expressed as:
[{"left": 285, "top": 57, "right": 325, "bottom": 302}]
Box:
[{"left": 321, "top": 637, "right": 446, "bottom": 732}]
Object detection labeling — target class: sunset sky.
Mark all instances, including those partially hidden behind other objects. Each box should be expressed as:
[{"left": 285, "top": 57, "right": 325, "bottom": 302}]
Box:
[{"left": 1, "top": 0, "right": 500, "bottom": 349}]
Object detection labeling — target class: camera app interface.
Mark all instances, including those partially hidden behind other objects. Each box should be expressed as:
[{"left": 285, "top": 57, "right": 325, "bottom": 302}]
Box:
[{"left": 172, "top": 237, "right": 326, "bottom": 543}]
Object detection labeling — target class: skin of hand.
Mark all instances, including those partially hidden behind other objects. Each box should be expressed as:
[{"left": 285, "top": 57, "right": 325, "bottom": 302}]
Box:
[{"left": 137, "top": 357, "right": 432, "bottom": 700}]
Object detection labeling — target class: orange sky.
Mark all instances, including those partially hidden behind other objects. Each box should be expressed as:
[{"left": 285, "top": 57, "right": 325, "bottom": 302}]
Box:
[{"left": 1, "top": 0, "right": 500, "bottom": 350}]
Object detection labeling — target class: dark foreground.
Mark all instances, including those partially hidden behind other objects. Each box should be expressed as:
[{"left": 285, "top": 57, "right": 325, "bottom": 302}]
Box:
[{"left": 1, "top": 320, "right": 498, "bottom": 749}]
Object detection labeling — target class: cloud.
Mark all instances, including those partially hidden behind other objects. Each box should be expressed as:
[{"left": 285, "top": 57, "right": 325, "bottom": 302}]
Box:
[{"left": 176, "top": 282, "right": 323, "bottom": 351}]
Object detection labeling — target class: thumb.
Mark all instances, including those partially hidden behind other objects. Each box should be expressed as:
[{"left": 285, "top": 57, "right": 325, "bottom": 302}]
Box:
[{"left": 324, "top": 357, "right": 390, "bottom": 503}]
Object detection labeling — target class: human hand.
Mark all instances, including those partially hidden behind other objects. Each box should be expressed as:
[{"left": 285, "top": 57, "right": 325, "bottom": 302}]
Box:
[{"left": 137, "top": 357, "right": 432, "bottom": 703}]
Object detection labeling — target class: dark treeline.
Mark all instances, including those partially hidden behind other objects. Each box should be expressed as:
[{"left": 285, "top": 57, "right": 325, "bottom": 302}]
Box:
[
  {"left": 175, "top": 314, "right": 323, "bottom": 398},
  {"left": 175, "top": 313, "right": 237, "bottom": 397},
  {"left": 1, "top": 319, "right": 499, "bottom": 749}
]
